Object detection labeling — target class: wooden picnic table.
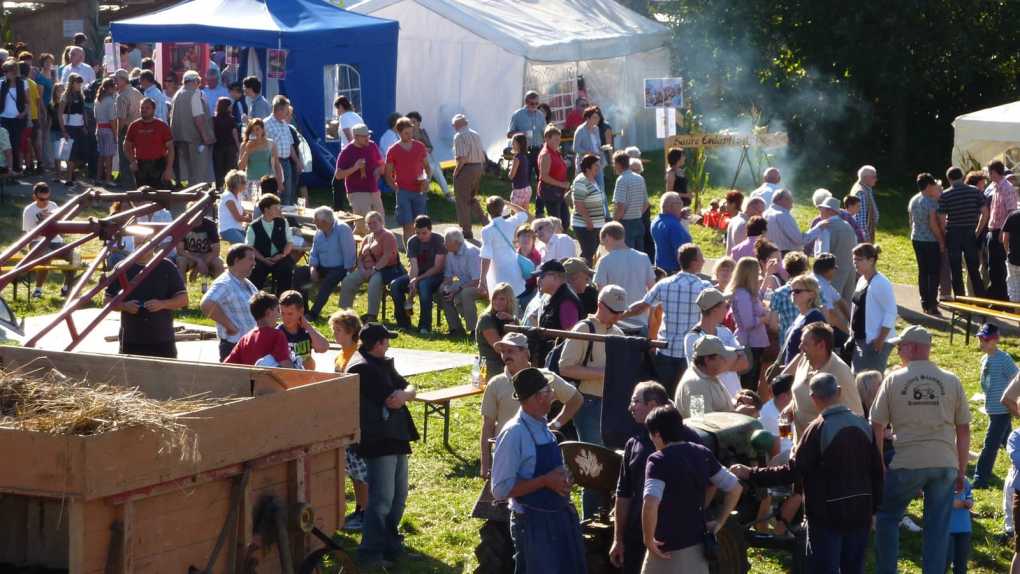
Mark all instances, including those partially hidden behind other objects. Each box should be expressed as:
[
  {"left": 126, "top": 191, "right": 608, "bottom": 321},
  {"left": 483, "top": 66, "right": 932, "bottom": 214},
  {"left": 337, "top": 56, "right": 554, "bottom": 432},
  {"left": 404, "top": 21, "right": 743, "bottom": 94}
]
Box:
[
  {"left": 415, "top": 383, "right": 483, "bottom": 451},
  {"left": 955, "top": 295, "right": 1020, "bottom": 312},
  {"left": 939, "top": 299, "right": 1020, "bottom": 344},
  {"left": 240, "top": 201, "right": 362, "bottom": 228}
]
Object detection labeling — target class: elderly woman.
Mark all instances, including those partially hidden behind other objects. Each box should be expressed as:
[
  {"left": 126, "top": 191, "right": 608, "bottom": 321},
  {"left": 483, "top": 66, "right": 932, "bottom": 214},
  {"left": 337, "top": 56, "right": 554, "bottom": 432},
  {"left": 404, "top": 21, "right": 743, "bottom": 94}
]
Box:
[
  {"left": 850, "top": 243, "right": 897, "bottom": 372},
  {"left": 338, "top": 210, "right": 405, "bottom": 323},
  {"left": 439, "top": 226, "right": 482, "bottom": 337},
  {"left": 245, "top": 193, "right": 294, "bottom": 295},
  {"left": 534, "top": 217, "right": 577, "bottom": 263},
  {"left": 782, "top": 274, "right": 826, "bottom": 364},
  {"left": 538, "top": 124, "right": 571, "bottom": 231},
  {"left": 572, "top": 106, "right": 607, "bottom": 193},
  {"left": 297, "top": 206, "right": 358, "bottom": 320},
  {"left": 476, "top": 282, "right": 518, "bottom": 376},
  {"left": 570, "top": 154, "right": 607, "bottom": 264}
]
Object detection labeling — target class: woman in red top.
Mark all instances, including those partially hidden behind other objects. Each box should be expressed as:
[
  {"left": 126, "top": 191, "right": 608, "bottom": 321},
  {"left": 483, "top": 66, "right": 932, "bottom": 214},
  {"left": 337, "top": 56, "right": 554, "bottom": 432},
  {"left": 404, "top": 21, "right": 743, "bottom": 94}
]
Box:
[
  {"left": 538, "top": 125, "right": 570, "bottom": 231},
  {"left": 338, "top": 211, "right": 405, "bottom": 322}
]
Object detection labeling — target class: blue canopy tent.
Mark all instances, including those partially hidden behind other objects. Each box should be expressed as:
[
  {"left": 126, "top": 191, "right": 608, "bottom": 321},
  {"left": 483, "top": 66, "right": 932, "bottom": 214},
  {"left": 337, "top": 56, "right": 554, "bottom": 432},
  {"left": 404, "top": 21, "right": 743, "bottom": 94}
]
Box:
[{"left": 110, "top": 0, "right": 398, "bottom": 185}]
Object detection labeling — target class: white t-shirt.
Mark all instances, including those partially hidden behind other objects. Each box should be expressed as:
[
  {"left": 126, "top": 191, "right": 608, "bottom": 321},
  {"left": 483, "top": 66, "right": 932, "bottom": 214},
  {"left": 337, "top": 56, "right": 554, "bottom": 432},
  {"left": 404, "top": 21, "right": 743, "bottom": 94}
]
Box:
[
  {"left": 378, "top": 129, "right": 399, "bottom": 158},
  {"left": 759, "top": 399, "right": 794, "bottom": 454},
  {"left": 338, "top": 110, "right": 364, "bottom": 148},
  {"left": 540, "top": 233, "right": 577, "bottom": 262},
  {"left": 60, "top": 63, "right": 96, "bottom": 85},
  {"left": 23, "top": 201, "right": 62, "bottom": 243},
  {"left": 218, "top": 191, "right": 244, "bottom": 232},
  {"left": 682, "top": 325, "right": 742, "bottom": 397},
  {"left": 593, "top": 247, "right": 654, "bottom": 328},
  {"left": 480, "top": 211, "right": 529, "bottom": 296}
]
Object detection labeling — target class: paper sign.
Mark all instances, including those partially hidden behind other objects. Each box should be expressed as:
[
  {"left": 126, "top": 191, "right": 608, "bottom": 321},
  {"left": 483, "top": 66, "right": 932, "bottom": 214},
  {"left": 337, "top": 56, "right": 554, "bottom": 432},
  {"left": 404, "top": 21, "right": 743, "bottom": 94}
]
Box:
[
  {"left": 267, "top": 49, "right": 287, "bottom": 80},
  {"left": 644, "top": 77, "right": 683, "bottom": 109},
  {"left": 656, "top": 107, "right": 677, "bottom": 139}
]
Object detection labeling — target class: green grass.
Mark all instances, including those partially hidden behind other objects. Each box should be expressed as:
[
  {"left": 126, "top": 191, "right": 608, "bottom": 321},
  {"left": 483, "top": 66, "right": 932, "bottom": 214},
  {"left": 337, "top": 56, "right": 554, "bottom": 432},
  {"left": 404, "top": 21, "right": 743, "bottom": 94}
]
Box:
[{"left": 2, "top": 159, "right": 1009, "bottom": 572}]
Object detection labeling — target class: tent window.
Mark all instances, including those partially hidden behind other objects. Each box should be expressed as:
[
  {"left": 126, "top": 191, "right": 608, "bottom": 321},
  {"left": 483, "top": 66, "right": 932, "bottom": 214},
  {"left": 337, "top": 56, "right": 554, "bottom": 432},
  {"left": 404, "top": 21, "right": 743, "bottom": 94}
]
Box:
[
  {"left": 544, "top": 77, "right": 576, "bottom": 126},
  {"left": 324, "top": 64, "right": 363, "bottom": 123}
]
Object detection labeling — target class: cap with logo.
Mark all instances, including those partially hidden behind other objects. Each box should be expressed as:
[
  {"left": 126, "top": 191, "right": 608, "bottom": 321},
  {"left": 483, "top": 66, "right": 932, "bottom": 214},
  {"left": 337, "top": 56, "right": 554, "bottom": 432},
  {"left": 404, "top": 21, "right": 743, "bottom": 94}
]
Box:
[
  {"left": 887, "top": 325, "right": 931, "bottom": 346},
  {"left": 977, "top": 323, "right": 1000, "bottom": 340},
  {"left": 597, "top": 285, "right": 627, "bottom": 313}
]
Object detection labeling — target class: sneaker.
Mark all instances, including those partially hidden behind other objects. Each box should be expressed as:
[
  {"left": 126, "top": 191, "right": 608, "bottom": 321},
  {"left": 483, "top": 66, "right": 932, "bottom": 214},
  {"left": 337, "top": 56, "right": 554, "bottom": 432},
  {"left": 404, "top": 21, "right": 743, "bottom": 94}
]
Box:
[
  {"left": 31, "top": 287, "right": 42, "bottom": 299},
  {"left": 60, "top": 285, "right": 70, "bottom": 297},
  {"left": 900, "top": 516, "right": 922, "bottom": 532},
  {"left": 343, "top": 510, "right": 364, "bottom": 531}
]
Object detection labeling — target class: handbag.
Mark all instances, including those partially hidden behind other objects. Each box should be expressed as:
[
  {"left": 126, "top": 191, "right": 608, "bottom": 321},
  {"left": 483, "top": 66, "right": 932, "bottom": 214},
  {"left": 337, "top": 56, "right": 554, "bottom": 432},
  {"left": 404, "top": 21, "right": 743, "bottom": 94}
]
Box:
[{"left": 494, "top": 221, "right": 535, "bottom": 280}]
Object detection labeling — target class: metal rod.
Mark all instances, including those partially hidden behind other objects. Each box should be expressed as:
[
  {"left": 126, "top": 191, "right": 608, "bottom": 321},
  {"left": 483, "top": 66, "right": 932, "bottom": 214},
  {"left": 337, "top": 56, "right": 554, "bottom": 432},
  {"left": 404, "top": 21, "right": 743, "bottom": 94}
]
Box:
[
  {"left": 504, "top": 324, "right": 667, "bottom": 348},
  {"left": 0, "top": 193, "right": 84, "bottom": 264}
]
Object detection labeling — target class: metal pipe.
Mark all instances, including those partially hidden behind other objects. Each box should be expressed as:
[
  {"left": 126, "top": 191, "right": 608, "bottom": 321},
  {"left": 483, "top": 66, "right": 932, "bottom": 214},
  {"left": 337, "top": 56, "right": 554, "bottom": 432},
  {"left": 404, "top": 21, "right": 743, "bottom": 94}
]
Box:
[{"left": 504, "top": 324, "right": 668, "bottom": 348}]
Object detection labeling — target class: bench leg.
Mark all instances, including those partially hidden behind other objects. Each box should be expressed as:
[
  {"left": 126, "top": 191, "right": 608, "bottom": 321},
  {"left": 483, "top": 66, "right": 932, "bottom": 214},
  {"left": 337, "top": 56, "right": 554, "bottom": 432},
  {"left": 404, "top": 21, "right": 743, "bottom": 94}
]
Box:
[
  {"left": 949, "top": 311, "right": 956, "bottom": 344},
  {"left": 442, "top": 402, "right": 452, "bottom": 451},
  {"left": 422, "top": 402, "right": 430, "bottom": 443},
  {"left": 965, "top": 313, "right": 972, "bottom": 345}
]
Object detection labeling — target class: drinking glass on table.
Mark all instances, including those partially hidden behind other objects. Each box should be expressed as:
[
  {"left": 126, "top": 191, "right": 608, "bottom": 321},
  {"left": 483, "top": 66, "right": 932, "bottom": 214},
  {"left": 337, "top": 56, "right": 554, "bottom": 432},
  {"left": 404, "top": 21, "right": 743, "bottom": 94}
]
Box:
[
  {"left": 689, "top": 394, "right": 705, "bottom": 419},
  {"left": 297, "top": 196, "right": 307, "bottom": 210}
]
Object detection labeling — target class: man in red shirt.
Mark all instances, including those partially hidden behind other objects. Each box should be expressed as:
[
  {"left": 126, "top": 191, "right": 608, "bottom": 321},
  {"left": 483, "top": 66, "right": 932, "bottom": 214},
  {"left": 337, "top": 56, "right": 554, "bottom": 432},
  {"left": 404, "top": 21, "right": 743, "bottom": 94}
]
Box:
[
  {"left": 123, "top": 97, "right": 174, "bottom": 188},
  {"left": 385, "top": 116, "right": 430, "bottom": 245},
  {"left": 224, "top": 291, "right": 295, "bottom": 367},
  {"left": 563, "top": 96, "right": 588, "bottom": 134}
]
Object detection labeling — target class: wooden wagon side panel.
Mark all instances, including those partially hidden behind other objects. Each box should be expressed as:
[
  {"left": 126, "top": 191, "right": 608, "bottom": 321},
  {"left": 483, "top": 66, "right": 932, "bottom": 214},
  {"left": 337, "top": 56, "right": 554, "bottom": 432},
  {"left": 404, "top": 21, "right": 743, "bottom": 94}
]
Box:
[
  {"left": 0, "top": 429, "right": 84, "bottom": 496},
  {"left": 308, "top": 448, "right": 343, "bottom": 536},
  {"left": 73, "top": 499, "right": 116, "bottom": 574}
]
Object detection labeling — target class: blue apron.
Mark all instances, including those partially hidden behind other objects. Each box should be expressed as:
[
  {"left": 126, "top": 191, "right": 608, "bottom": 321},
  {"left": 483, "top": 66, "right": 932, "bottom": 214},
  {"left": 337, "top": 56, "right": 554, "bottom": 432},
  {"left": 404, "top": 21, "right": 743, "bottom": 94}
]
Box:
[{"left": 509, "top": 421, "right": 587, "bottom": 574}]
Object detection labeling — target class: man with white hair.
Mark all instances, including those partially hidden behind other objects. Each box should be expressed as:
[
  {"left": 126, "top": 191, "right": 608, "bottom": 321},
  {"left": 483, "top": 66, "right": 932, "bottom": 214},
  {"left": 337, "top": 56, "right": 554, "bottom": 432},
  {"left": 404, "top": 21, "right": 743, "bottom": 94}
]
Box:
[
  {"left": 169, "top": 70, "right": 213, "bottom": 185},
  {"left": 439, "top": 226, "right": 482, "bottom": 337},
  {"left": 765, "top": 189, "right": 825, "bottom": 254},
  {"left": 59, "top": 46, "right": 94, "bottom": 84},
  {"left": 297, "top": 206, "right": 357, "bottom": 319},
  {"left": 751, "top": 167, "right": 782, "bottom": 206},
  {"left": 451, "top": 113, "right": 487, "bottom": 240},
  {"left": 201, "top": 67, "right": 229, "bottom": 118},
  {"left": 651, "top": 191, "right": 692, "bottom": 273},
  {"left": 850, "top": 165, "right": 879, "bottom": 242},
  {"left": 726, "top": 196, "right": 766, "bottom": 253}
]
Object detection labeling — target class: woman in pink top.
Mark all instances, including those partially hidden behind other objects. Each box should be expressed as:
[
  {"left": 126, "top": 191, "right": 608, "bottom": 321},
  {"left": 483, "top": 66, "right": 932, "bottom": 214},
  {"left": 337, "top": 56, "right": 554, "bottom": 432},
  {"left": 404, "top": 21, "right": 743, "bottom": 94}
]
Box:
[
  {"left": 538, "top": 125, "right": 570, "bottom": 231},
  {"left": 338, "top": 211, "right": 405, "bottom": 322},
  {"left": 726, "top": 256, "right": 773, "bottom": 391},
  {"left": 729, "top": 215, "right": 767, "bottom": 260}
]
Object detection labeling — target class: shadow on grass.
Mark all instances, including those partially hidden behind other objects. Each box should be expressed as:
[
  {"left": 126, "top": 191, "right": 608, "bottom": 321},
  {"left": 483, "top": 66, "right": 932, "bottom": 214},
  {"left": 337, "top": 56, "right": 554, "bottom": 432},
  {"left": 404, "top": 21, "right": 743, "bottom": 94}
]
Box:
[{"left": 328, "top": 530, "right": 464, "bottom": 574}]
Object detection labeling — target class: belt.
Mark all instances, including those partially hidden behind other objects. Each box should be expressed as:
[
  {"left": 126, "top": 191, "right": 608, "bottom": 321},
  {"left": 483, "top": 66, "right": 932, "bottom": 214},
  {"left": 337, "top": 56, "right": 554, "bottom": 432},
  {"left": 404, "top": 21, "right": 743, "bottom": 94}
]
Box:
[{"left": 97, "top": 122, "right": 112, "bottom": 128}]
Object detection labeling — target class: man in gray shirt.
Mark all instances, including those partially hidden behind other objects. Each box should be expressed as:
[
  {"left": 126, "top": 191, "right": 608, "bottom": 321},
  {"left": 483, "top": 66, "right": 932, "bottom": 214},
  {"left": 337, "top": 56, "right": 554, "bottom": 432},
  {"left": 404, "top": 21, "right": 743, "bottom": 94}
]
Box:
[
  {"left": 594, "top": 222, "right": 655, "bottom": 334},
  {"left": 439, "top": 226, "right": 482, "bottom": 336},
  {"left": 611, "top": 151, "right": 650, "bottom": 251}
]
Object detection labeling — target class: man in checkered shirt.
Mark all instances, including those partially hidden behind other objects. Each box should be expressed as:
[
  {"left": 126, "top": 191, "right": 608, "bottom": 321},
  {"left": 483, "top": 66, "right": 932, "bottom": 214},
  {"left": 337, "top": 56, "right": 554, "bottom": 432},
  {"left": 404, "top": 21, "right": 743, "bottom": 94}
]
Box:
[
  {"left": 201, "top": 244, "right": 259, "bottom": 360},
  {"left": 623, "top": 243, "right": 710, "bottom": 395},
  {"left": 263, "top": 95, "right": 299, "bottom": 205}
]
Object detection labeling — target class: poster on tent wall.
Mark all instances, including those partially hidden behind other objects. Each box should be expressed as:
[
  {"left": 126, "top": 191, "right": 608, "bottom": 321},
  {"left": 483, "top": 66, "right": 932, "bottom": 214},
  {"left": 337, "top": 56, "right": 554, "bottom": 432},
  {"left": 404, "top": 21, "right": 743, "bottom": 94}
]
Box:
[
  {"left": 160, "top": 43, "right": 210, "bottom": 87},
  {"left": 267, "top": 49, "right": 287, "bottom": 80},
  {"left": 644, "top": 77, "right": 683, "bottom": 109}
]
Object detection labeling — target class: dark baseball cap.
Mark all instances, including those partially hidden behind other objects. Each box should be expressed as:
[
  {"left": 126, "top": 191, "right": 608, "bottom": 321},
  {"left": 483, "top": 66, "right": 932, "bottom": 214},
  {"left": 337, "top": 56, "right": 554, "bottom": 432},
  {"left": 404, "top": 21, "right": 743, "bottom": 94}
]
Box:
[
  {"left": 532, "top": 259, "right": 566, "bottom": 278},
  {"left": 977, "top": 323, "right": 999, "bottom": 340},
  {"left": 359, "top": 322, "right": 398, "bottom": 348}
]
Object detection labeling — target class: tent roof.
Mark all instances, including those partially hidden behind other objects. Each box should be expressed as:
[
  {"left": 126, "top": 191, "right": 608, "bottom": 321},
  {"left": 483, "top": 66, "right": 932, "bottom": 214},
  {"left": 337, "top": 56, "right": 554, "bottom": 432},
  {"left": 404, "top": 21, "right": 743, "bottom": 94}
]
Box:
[
  {"left": 110, "top": 0, "right": 398, "bottom": 49},
  {"left": 349, "top": 0, "right": 670, "bottom": 61},
  {"left": 953, "top": 100, "right": 1020, "bottom": 130}
]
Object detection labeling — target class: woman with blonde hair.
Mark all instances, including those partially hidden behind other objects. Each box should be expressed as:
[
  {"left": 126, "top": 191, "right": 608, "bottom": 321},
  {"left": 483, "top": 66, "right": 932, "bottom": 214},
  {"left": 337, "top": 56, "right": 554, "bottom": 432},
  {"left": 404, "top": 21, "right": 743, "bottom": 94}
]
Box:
[
  {"left": 727, "top": 256, "right": 772, "bottom": 389},
  {"left": 781, "top": 274, "right": 826, "bottom": 364},
  {"left": 217, "top": 169, "right": 251, "bottom": 244},
  {"left": 476, "top": 281, "right": 518, "bottom": 376}
]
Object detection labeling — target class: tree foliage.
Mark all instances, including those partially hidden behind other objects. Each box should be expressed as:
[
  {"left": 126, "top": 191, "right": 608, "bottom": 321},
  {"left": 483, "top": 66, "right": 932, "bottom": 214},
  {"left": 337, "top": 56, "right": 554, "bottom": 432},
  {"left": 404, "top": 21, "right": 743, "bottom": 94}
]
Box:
[{"left": 658, "top": 1, "right": 1020, "bottom": 176}]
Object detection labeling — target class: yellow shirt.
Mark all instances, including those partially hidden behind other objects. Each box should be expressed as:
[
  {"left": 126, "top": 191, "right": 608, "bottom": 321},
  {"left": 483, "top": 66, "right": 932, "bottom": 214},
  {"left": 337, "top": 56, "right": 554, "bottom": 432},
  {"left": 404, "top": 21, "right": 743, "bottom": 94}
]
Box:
[{"left": 25, "top": 78, "right": 40, "bottom": 121}]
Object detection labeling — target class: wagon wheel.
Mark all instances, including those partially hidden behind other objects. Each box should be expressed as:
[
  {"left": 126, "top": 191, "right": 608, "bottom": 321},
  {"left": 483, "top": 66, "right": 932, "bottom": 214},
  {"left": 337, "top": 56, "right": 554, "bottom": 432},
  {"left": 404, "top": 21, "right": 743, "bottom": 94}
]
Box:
[{"left": 298, "top": 547, "right": 360, "bottom": 574}]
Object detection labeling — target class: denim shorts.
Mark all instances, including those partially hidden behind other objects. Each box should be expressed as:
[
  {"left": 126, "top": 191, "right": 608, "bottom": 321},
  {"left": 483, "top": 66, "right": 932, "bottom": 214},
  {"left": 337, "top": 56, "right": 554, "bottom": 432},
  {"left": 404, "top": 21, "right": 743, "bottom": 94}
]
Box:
[
  {"left": 220, "top": 228, "right": 245, "bottom": 244},
  {"left": 396, "top": 189, "right": 427, "bottom": 225}
]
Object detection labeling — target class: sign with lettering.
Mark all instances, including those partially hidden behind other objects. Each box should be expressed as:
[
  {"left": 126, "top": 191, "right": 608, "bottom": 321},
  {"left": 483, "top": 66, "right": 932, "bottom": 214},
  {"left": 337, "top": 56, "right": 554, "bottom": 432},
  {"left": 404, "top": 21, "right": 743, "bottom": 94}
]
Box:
[{"left": 665, "top": 132, "right": 788, "bottom": 149}]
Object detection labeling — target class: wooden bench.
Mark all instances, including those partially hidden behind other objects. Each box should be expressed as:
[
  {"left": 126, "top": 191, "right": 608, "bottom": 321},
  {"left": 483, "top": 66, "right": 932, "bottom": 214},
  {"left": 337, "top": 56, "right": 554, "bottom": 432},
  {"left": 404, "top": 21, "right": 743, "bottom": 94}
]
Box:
[
  {"left": 439, "top": 159, "right": 457, "bottom": 171},
  {"left": 955, "top": 296, "right": 1020, "bottom": 313},
  {"left": 938, "top": 300, "right": 1020, "bottom": 344},
  {"left": 415, "top": 383, "right": 483, "bottom": 450}
]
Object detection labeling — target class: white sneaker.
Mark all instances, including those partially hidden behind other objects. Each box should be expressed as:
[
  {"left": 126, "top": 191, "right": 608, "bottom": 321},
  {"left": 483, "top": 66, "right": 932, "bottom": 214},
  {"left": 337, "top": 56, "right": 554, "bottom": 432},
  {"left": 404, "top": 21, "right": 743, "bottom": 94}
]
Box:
[{"left": 900, "top": 516, "right": 922, "bottom": 532}]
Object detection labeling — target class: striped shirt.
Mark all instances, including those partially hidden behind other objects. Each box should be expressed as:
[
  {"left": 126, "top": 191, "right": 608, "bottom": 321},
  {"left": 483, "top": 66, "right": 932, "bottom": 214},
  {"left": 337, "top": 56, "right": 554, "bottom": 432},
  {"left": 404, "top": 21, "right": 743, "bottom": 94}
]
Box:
[
  {"left": 982, "top": 349, "right": 1019, "bottom": 415},
  {"left": 612, "top": 170, "right": 648, "bottom": 221},
  {"left": 453, "top": 127, "right": 485, "bottom": 164},
  {"left": 570, "top": 173, "right": 607, "bottom": 229},
  {"left": 938, "top": 182, "right": 984, "bottom": 229},
  {"left": 263, "top": 115, "right": 294, "bottom": 159},
  {"left": 989, "top": 178, "right": 1018, "bottom": 230}
]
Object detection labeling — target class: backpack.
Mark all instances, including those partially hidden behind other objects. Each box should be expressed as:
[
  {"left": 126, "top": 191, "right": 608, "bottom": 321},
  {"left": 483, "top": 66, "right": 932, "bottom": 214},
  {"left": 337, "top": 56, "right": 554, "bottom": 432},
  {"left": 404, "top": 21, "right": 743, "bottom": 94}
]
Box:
[{"left": 545, "top": 319, "right": 595, "bottom": 385}]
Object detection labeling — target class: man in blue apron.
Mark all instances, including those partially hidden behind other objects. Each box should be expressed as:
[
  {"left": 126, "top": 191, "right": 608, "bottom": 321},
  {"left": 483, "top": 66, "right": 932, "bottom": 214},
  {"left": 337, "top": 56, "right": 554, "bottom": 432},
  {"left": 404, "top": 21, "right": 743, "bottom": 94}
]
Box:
[{"left": 491, "top": 367, "right": 587, "bottom": 573}]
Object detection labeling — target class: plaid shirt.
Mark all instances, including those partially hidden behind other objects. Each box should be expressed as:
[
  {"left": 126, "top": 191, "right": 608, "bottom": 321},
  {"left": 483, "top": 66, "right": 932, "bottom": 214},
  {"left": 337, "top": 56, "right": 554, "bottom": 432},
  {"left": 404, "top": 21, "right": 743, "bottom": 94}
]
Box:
[
  {"left": 770, "top": 283, "right": 798, "bottom": 346},
  {"left": 990, "top": 178, "right": 1018, "bottom": 230},
  {"left": 263, "top": 115, "right": 294, "bottom": 159},
  {"left": 201, "top": 271, "right": 258, "bottom": 343},
  {"left": 643, "top": 272, "right": 710, "bottom": 358}
]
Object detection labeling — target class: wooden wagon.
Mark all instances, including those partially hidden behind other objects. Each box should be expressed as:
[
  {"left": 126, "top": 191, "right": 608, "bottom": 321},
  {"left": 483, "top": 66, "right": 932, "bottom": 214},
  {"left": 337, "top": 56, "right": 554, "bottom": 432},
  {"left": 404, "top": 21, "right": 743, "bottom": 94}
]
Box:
[{"left": 0, "top": 347, "right": 359, "bottom": 574}]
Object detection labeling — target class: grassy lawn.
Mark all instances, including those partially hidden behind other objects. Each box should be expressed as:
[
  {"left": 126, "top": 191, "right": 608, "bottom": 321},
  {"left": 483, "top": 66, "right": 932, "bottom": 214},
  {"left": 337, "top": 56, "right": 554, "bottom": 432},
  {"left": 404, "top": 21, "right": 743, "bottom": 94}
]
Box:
[{"left": 1, "top": 157, "right": 1008, "bottom": 572}]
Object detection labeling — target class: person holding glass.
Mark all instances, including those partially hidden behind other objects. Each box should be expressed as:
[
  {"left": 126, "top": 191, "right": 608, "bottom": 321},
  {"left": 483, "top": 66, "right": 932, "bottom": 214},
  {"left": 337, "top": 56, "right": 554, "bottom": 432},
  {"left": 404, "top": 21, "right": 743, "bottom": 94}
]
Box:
[
  {"left": 238, "top": 117, "right": 283, "bottom": 192},
  {"left": 674, "top": 335, "right": 738, "bottom": 419}
]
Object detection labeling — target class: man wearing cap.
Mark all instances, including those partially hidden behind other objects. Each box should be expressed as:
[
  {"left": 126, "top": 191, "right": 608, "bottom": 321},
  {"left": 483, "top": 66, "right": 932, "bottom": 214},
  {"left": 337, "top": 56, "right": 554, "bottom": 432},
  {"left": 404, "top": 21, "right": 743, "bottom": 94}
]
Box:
[
  {"left": 452, "top": 114, "right": 487, "bottom": 240},
  {"left": 816, "top": 195, "right": 859, "bottom": 302},
  {"left": 170, "top": 70, "right": 213, "bottom": 185},
  {"left": 610, "top": 381, "right": 700, "bottom": 574},
  {"left": 783, "top": 321, "right": 863, "bottom": 439},
  {"left": 675, "top": 335, "right": 738, "bottom": 418},
  {"left": 683, "top": 288, "right": 748, "bottom": 398},
  {"left": 530, "top": 259, "right": 583, "bottom": 365},
  {"left": 480, "top": 333, "right": 582, "bottom": 478},
  {"left": 732, "top": 373, "right": 883, "bottom": 574},
  {"left": 870, "top": 325, "right": 971, "bottom": 574},
  {"left": 346, "top": 323, "right": 420, "bottom": 568},
  {"left": 973, "top": 323, "right": 1018, "bottom": 488},
  {"left": 624, "top": 243, "right": 711, "bottom": 394},
  {"left": 334, "top": 122, "right": 384, "bottom": 235},
  {"left": 563, "top": 256, "right": 598, "bottom": 316},
  {"left": 593, "top": 222, "right": 655, "bottom": 334},
  {"left": 490, "top": 367, "right": 587, "bottom": 573},
  {"left": 114, "top": 68, "right": 143, "bottom": 189},
  {"left": 558, "top": 284, "right": 626, "bottom": 518}
]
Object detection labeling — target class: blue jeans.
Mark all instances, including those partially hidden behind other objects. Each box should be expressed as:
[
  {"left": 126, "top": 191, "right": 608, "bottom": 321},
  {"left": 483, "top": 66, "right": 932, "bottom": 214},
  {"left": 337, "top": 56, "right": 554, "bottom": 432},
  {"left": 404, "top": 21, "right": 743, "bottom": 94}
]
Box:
[
  {"left": 974, "top": 413, "right": 1012, "bottom": 486},
  {"left": 575, "top": 394, "right": 606, "bottom": 519},
  {"left": 875, "top": 466, "right": 956, "bottom": 574},
  {"left": 280, "top": 159, "right": 297, "bottom": 205},
  {"left": 621, "top": 218, "right": 645, "bottom": 252},
  {"left": 806, "top": 523, "right": 869, "bottom": 574},
  {"left": 851, "top": 340, "right": 893, "bottom": 373},
  {"left": 653, "top": 352, "right": 687, "bottom": 398},
  {"left": 390, "top": 273, "right": 442, "bottom": 330},
  {"left": 395, "top": 189, "right": 427, "bottom": 225},
  {"left": 219, "top": 228, "right": 245, "bottom": 244},
  {"left": 359, "top": 454, "right": 409, "bottom": 561}
]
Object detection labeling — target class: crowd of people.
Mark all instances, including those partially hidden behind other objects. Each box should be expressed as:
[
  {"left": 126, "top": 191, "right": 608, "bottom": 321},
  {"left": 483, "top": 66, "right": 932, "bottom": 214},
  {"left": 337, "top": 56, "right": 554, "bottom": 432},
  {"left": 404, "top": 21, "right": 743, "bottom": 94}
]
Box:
[{"left": 11, "top": 36, "right": 1020, "bottom": 574}]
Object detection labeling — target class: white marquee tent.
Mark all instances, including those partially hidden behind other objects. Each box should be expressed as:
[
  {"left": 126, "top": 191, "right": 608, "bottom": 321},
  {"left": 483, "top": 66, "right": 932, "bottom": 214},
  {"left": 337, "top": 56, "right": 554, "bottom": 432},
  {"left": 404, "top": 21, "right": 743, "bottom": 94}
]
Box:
[
  {"left": 350, "top": 0, "right": 672, "bottom": 161},
  {"left": 952, "top": 100, "right": 1020, "bottom": 168}
]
